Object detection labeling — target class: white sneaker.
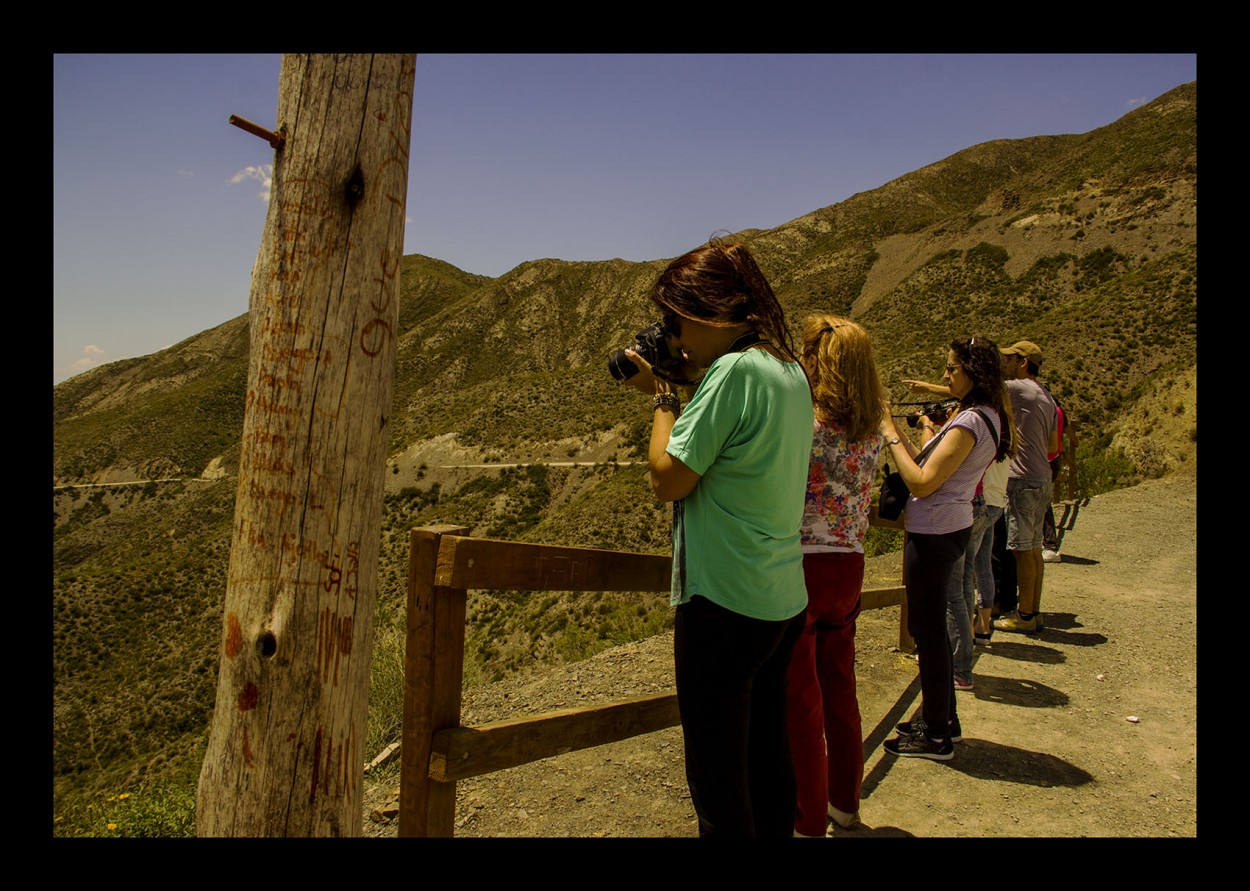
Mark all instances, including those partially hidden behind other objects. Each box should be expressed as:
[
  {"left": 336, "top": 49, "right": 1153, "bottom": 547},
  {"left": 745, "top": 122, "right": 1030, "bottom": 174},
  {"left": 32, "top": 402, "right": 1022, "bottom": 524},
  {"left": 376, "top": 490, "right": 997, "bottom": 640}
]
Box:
[
  {"left": 1042, "top": 549, "right": 1061, "bottom": 563},
  {"left": 828, "top": 803, "right": 862, "bottom": 830}
]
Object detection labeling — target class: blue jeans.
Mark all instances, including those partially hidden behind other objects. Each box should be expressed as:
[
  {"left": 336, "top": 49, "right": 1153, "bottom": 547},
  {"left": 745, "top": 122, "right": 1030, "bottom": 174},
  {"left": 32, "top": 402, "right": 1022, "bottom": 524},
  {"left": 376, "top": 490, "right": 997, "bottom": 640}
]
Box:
[
  {"left": 947, "top": 497, "right": 993, "bottom": 684},
  {"left": 974, "top": 504, "right": 1004, "bottom": 609}
]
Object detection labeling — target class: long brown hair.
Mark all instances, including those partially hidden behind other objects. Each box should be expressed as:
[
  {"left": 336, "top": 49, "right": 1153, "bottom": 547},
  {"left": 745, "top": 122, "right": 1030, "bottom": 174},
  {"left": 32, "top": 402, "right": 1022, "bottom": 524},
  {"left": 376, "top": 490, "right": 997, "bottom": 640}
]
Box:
[
  {"left": 651, "top": 237, "right": 799, "bottom": 362},
  {"left": 949, "top": 335, "right": 1018, "bottom": 462},
  {"left": 802, "top": 314, "right": 885, "bottom": 442}
]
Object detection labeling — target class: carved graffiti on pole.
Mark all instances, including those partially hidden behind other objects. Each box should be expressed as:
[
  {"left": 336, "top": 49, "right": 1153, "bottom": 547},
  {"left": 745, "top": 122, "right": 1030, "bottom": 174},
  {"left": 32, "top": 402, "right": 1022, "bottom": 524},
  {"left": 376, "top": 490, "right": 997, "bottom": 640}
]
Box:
[
  {"left": 319, "top": 541, "right": 361, "bottom": 601},
  {"left": 308, "top": 721, "right": 355, "bottom": 805},
  {"left": 318, "top": 607, "right": 354, "bottom": 686},
  {"left": 247, "top": 478, "right": 299, "bottom": 513},
  {"left": 258, "top": 368, "right": 304, "bottom": 396},
  {"left": 360, "top": 250, "right": 399, "bottom": 357},
  {"left": 310, "top": 726, "right": 323, "bottom": 803},
  {"left": 243, "top": 430, "right": 293, "bottom": 476},
  {"left": 225, "top": 613, "right": 245, "bottom": 658},
  {"left": 260, "top": 342, "right": 334, "bottom": 371}
]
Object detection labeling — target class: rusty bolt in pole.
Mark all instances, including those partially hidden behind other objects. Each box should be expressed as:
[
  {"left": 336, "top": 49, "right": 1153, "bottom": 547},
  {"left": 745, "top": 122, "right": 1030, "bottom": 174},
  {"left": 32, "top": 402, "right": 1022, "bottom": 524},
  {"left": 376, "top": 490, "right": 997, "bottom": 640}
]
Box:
[{"left": 228, "top": 114, "right": 286, "bottom": 150}]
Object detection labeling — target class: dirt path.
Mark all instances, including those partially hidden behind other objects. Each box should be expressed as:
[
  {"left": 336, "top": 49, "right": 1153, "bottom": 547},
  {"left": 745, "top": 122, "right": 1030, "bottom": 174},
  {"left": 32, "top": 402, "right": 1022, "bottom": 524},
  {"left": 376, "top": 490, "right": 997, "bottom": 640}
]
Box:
[{"left": 363, "top": 471, "right": 1196, "bottom": 838}]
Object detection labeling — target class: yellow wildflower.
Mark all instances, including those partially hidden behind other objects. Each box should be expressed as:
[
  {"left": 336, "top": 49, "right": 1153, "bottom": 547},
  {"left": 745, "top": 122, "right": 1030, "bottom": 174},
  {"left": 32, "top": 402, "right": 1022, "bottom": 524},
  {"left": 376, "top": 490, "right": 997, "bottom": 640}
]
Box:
[
  {"left": 118, "top": 793, "right": 131, "bottom": 800},
  {"left": 107, "top": 823, "right": 118, "bottom": 831}
]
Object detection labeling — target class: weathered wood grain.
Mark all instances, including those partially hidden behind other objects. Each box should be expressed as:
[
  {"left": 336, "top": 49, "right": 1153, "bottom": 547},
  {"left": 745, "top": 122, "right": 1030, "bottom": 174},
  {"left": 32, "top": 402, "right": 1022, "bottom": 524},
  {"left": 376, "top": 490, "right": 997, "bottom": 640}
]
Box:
[{"left": 197, "top": 54, "right": 415, "bottom": 837}]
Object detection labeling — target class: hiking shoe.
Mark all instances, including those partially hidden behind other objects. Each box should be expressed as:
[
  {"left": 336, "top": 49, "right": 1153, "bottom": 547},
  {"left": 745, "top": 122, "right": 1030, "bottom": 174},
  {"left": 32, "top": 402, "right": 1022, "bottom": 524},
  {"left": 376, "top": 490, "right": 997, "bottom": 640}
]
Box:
[
  {"left": 828, "top": 804, "right": 862, "bottom": 831},
  {"left": 954, "top": 678, "right": 975, "bottom": 693},
  {"left": 1042, "top": 549, "right": 1061, "bottom": 563},
  {"left": 974, "top": 632, "right": 992, "bottom": 646},
  {"left": 896, "top": 716, "right": 962, "bottom": 743},
  {"left": 884, "top": 732, "right": 954, "bottom": 761},
  {"left": 1034, "top": 614, "right": 1046, "bottom": 632},
  {"left": 993, "top": 612, "right": 1040, "bottom": 634}
]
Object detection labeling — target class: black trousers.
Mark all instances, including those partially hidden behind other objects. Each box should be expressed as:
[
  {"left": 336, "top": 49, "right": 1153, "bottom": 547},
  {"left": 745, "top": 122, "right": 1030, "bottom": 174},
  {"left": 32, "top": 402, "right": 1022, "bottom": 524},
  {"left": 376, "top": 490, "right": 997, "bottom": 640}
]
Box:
[
  {"left": 991, "top": 512, "right": 1018, "bottom": 613},
  {"left": 905, "top": 528, "right": 971, "bottom": 739},
  {"left": 674, "top": 595, "right": 805, "bottom": 837}
]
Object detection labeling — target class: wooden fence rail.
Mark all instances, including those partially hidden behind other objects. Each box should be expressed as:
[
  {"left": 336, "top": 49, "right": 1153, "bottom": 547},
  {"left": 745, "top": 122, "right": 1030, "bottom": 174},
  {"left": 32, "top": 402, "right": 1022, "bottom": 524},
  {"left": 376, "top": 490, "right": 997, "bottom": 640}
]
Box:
[{"left": 398, "top": 512, "right": 906, "bottom": 837}]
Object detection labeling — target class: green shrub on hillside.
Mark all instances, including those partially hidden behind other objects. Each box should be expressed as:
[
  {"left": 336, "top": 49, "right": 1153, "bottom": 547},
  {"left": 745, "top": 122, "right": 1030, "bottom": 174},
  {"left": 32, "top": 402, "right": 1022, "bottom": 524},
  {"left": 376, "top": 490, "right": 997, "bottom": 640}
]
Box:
[
  {"left": 965, "top": 242, "right": 1009, "bottom": 268},
  {"left": 1075, "top": 246, "right": 1128, "bottom": 290},
  {"left": 1074, "top": 440, "right": 1138, "bottom": 497}
]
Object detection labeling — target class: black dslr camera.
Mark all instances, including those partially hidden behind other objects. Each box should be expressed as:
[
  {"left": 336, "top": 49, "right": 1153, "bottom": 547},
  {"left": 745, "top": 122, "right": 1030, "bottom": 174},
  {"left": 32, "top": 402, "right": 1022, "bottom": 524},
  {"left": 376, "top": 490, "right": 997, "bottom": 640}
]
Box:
[
  {"left": 608, "top": 321, "right": 691, "bottom": 384},
  {"left": 906, "top": 401, "right": 954, "bottom": 428}
]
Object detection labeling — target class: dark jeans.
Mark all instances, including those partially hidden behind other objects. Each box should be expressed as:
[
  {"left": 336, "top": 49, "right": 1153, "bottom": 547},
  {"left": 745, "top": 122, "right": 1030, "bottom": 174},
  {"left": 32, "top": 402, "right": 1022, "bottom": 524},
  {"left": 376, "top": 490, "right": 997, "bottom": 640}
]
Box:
[
  {"left": 905, "top": 528, "right": 971, "bottom": 740},
  {"left": 674, "top": 595, "right": 805, "bottom": 837},
  {"left": 991, "top": 512, "right": 1018, "bottom": 614}
]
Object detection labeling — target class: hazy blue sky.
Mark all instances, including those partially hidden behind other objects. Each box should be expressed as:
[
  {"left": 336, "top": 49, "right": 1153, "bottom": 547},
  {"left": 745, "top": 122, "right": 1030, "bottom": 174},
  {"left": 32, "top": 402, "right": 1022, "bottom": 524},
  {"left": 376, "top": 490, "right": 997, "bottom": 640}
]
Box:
[{"left": 53, "top": 53, "right": 1197, "bottom": 384}]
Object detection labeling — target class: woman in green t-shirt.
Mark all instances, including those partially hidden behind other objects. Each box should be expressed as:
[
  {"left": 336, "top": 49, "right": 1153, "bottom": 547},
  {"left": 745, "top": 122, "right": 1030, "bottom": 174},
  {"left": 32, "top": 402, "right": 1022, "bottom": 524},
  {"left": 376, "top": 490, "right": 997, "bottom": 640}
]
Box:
[{"left": 621, "top": 238, "right": 813, "bottom": 837}]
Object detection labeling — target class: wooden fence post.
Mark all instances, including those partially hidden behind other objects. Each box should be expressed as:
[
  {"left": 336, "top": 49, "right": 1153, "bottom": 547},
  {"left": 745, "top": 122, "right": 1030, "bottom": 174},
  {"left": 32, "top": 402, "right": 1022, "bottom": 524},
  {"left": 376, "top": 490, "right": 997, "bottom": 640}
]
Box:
[
  {"left": 399, "top": 525, "right": 470, "bottom": 838},
  {"left": 197, "top": 53, "right": 416, "bottom": 837}
]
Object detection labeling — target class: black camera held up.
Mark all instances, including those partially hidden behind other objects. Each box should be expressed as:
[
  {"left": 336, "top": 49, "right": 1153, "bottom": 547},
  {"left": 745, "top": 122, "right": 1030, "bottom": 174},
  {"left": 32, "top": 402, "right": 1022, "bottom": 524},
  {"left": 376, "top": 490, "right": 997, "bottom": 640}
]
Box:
[
  {"left": 901, "top": 399, "right": 958, "bottom": 428},
  {"left": 608, "top": 321, "right": 697, "bottom": 385}
]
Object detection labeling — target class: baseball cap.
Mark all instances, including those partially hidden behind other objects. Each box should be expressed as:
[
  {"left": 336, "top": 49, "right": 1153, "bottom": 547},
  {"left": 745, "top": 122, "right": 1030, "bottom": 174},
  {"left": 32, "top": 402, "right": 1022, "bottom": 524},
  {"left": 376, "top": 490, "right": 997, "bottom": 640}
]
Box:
[{"left": 1001, "top": 341, "right": 1043, "bottom": 364}]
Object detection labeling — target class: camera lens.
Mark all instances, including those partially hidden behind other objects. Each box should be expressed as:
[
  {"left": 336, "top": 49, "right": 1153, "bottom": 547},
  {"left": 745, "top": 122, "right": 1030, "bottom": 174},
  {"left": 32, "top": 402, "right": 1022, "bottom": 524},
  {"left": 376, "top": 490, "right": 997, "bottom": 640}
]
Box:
[{"left": 608, "top": 350, "right": 639, "bottom": 381}]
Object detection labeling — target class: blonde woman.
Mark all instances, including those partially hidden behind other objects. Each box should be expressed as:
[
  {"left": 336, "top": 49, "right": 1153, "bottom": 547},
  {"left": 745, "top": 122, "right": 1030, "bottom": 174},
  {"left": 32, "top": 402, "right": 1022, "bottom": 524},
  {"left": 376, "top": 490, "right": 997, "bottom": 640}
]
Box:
[{"left": 788, "top": 315, "right": 885, "bottom": 836}]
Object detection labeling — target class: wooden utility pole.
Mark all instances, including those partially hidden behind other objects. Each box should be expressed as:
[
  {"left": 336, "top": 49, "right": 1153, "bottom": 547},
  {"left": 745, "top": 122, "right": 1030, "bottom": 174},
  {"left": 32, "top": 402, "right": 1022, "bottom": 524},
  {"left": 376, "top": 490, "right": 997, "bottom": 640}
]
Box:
[{"left": 197, "top": 53, "right": 416, "bottom": 837}]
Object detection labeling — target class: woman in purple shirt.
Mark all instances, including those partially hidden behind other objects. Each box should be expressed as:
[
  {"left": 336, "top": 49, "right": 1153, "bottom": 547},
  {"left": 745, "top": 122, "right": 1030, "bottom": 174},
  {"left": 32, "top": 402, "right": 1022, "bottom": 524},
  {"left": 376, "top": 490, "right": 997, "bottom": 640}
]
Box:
[{"left": 878, "top": 336, "right": 1016, "bottom": 760}]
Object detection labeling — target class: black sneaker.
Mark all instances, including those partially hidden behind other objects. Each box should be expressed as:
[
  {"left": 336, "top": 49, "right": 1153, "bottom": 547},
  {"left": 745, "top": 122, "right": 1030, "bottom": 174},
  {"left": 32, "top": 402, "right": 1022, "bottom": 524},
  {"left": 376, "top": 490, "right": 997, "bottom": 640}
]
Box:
[
  {"left": 883, "top": 731, "right": 954, "bottom": 761},
  {"left": 896, "top": 716, "right": 962, "bottom": 743}
]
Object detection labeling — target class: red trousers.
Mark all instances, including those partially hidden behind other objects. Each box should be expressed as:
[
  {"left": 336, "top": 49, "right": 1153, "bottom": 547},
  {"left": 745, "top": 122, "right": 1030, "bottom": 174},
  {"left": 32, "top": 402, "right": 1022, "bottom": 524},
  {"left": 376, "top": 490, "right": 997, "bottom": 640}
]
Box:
[{"left": 786, "top": 551, "right": 865, "bottom": 836}]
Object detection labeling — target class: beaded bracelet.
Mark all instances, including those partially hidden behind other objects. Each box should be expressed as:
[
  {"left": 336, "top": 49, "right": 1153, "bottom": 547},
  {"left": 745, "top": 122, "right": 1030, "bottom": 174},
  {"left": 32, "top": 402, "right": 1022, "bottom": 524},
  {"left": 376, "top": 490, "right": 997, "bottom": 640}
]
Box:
[{"left": 652, "top": 392, "right": 681, "bottom": 412}]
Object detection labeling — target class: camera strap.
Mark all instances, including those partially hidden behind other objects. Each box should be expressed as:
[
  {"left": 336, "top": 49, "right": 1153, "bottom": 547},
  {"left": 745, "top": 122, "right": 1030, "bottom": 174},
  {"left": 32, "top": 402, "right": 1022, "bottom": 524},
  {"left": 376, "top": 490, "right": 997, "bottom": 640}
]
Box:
[
  {"left": 726, "top": 331, "right": 765, "bottom": 353},
  {"left": 654, "top": 367, "right": 703, "bottom": 387},
  {"left": 915, "top": 407, "right": 999, "bottom": 467}
]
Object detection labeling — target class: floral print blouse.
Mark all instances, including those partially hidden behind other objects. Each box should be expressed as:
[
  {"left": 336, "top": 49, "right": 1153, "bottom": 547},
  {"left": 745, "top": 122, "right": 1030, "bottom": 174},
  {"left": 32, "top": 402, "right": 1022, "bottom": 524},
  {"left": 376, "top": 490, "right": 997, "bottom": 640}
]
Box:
[{"left": 799, "top": 419, "right": 883, "bottom": 553}]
